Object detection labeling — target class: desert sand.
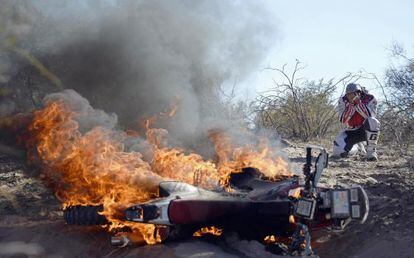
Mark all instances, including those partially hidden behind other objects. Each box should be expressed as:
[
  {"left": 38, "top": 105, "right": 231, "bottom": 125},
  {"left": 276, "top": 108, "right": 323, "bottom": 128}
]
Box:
[{"left": 1, "top": 143, "right": 413, "bottom": 258}]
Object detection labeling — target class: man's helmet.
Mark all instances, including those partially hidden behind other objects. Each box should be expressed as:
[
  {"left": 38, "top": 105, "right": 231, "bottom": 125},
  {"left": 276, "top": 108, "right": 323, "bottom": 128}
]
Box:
[{"left": 345, "top": 83, "right": 362, "bottom": 93}]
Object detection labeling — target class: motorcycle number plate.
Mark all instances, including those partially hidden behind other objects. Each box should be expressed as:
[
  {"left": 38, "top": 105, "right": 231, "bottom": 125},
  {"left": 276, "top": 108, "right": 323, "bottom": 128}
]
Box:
[{"left": 331, "top": 190, "right": 350, "bottom": 218}]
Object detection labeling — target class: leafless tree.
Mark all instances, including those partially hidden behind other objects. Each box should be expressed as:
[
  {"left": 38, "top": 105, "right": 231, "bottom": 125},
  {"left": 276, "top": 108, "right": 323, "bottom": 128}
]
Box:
[
  {"left": 378, "top": 43, "right": 414, "bottom": 148},
  {"left": 255, "top": 60, "right": 358, "bottom": 141}
]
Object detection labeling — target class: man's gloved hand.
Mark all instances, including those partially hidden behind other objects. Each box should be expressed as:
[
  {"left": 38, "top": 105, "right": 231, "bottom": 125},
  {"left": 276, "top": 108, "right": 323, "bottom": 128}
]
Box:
[
  {"left": 346, "top": 92, "right": 360, "bottom": 105},
  {"left": 352, "top": 95, "right": 360, "bottom": 105}
]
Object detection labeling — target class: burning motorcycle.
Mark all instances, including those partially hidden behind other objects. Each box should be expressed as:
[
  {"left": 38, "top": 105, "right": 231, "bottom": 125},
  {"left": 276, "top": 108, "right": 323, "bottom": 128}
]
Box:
[{"left": 64, "top": 146, "right": 369, "bottom": 255}]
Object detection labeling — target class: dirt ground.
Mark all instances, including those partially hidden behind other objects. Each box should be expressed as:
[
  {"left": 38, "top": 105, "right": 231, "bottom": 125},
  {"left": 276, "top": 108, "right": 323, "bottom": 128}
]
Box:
[
  {"left": 285, "top": 143, "right": 414, "bottom": 258},
  {"left": 0, "top": 143, "right": 413, "bottom": 258}
]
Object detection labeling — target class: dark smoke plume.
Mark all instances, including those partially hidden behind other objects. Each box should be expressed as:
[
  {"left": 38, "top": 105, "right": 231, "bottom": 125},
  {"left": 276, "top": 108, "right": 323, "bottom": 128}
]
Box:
[{"left": 1, "top": 0, "right": 279, "bottom": 149}]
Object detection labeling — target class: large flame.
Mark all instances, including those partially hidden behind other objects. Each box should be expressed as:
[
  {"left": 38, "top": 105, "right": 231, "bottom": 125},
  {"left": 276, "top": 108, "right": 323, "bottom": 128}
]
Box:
[{"left": 27, "top": 95, "right": 293, "bottom": 244}]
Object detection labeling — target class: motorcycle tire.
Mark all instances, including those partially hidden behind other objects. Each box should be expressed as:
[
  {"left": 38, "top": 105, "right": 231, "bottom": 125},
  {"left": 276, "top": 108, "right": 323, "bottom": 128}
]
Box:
[{"left": 64, "top": 205, "right": 108, "bottom": 225}]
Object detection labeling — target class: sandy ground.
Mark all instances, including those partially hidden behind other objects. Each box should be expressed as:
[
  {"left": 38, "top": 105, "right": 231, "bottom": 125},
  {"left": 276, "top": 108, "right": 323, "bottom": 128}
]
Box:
[
  {"left": 285, "top": 143, "right": 414, "bottom": 258},
  {"left": 0, "top": 144, "right": 413, "bottom": 258}
]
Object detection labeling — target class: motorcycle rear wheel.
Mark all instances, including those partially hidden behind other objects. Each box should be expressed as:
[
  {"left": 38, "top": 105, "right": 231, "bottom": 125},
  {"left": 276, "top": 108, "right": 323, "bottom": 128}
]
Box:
[{"left": 64, "top": 205, "right": 108, "bottom": 225}]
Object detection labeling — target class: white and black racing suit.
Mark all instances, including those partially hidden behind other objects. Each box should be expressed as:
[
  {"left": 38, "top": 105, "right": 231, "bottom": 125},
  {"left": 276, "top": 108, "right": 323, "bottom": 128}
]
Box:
[{"left": 333, "top": 92, "right": 380, "bottom": 159}]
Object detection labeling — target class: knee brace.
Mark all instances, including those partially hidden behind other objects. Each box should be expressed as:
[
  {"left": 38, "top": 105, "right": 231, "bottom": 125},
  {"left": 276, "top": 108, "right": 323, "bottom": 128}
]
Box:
[{"left": 364, "top": 117, "right": 380, "bottom": 145}]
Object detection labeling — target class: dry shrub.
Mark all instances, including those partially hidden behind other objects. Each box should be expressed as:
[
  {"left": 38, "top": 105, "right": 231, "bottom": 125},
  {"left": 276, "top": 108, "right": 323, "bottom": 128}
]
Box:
[{"left": 255, "top": 61, "right": 359, "bottom": 141}]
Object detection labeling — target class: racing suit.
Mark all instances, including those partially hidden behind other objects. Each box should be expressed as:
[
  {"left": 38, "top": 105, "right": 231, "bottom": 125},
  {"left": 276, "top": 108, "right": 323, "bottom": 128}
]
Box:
[{"left": 333, "top": 92, "right": 380, "bottom": 160}]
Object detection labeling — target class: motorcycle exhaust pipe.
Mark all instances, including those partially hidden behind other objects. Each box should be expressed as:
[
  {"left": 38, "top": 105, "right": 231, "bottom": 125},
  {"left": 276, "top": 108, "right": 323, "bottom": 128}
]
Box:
[{"left": 110, "top": 234, "right": 130, "bottom": 248}]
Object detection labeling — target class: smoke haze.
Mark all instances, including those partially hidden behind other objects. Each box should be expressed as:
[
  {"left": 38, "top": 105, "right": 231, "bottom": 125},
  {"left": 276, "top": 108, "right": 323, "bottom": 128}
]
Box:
[{"left": 1, "top": 0, "right": 280, "bottom": 149}]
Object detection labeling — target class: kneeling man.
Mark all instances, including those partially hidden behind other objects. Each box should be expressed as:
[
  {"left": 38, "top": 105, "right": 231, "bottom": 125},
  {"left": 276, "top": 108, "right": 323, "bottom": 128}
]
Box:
[{"left": 333, "top": 83, "right": 380, "bottom": 161}]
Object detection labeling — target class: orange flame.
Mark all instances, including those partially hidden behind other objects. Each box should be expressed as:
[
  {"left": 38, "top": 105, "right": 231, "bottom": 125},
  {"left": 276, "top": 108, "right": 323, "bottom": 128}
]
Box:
[
  {"left": 193, "top": 226, "right": 223, "bottom": 237},
  {"left": 27, "top": 97, "right": 292, "bottom": 244},
  {"left": 264, "top": 235, "right": 277, "bottom": 244},
  {"left": 209, "top": 130, "right": 292, "bottom": 184}
]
